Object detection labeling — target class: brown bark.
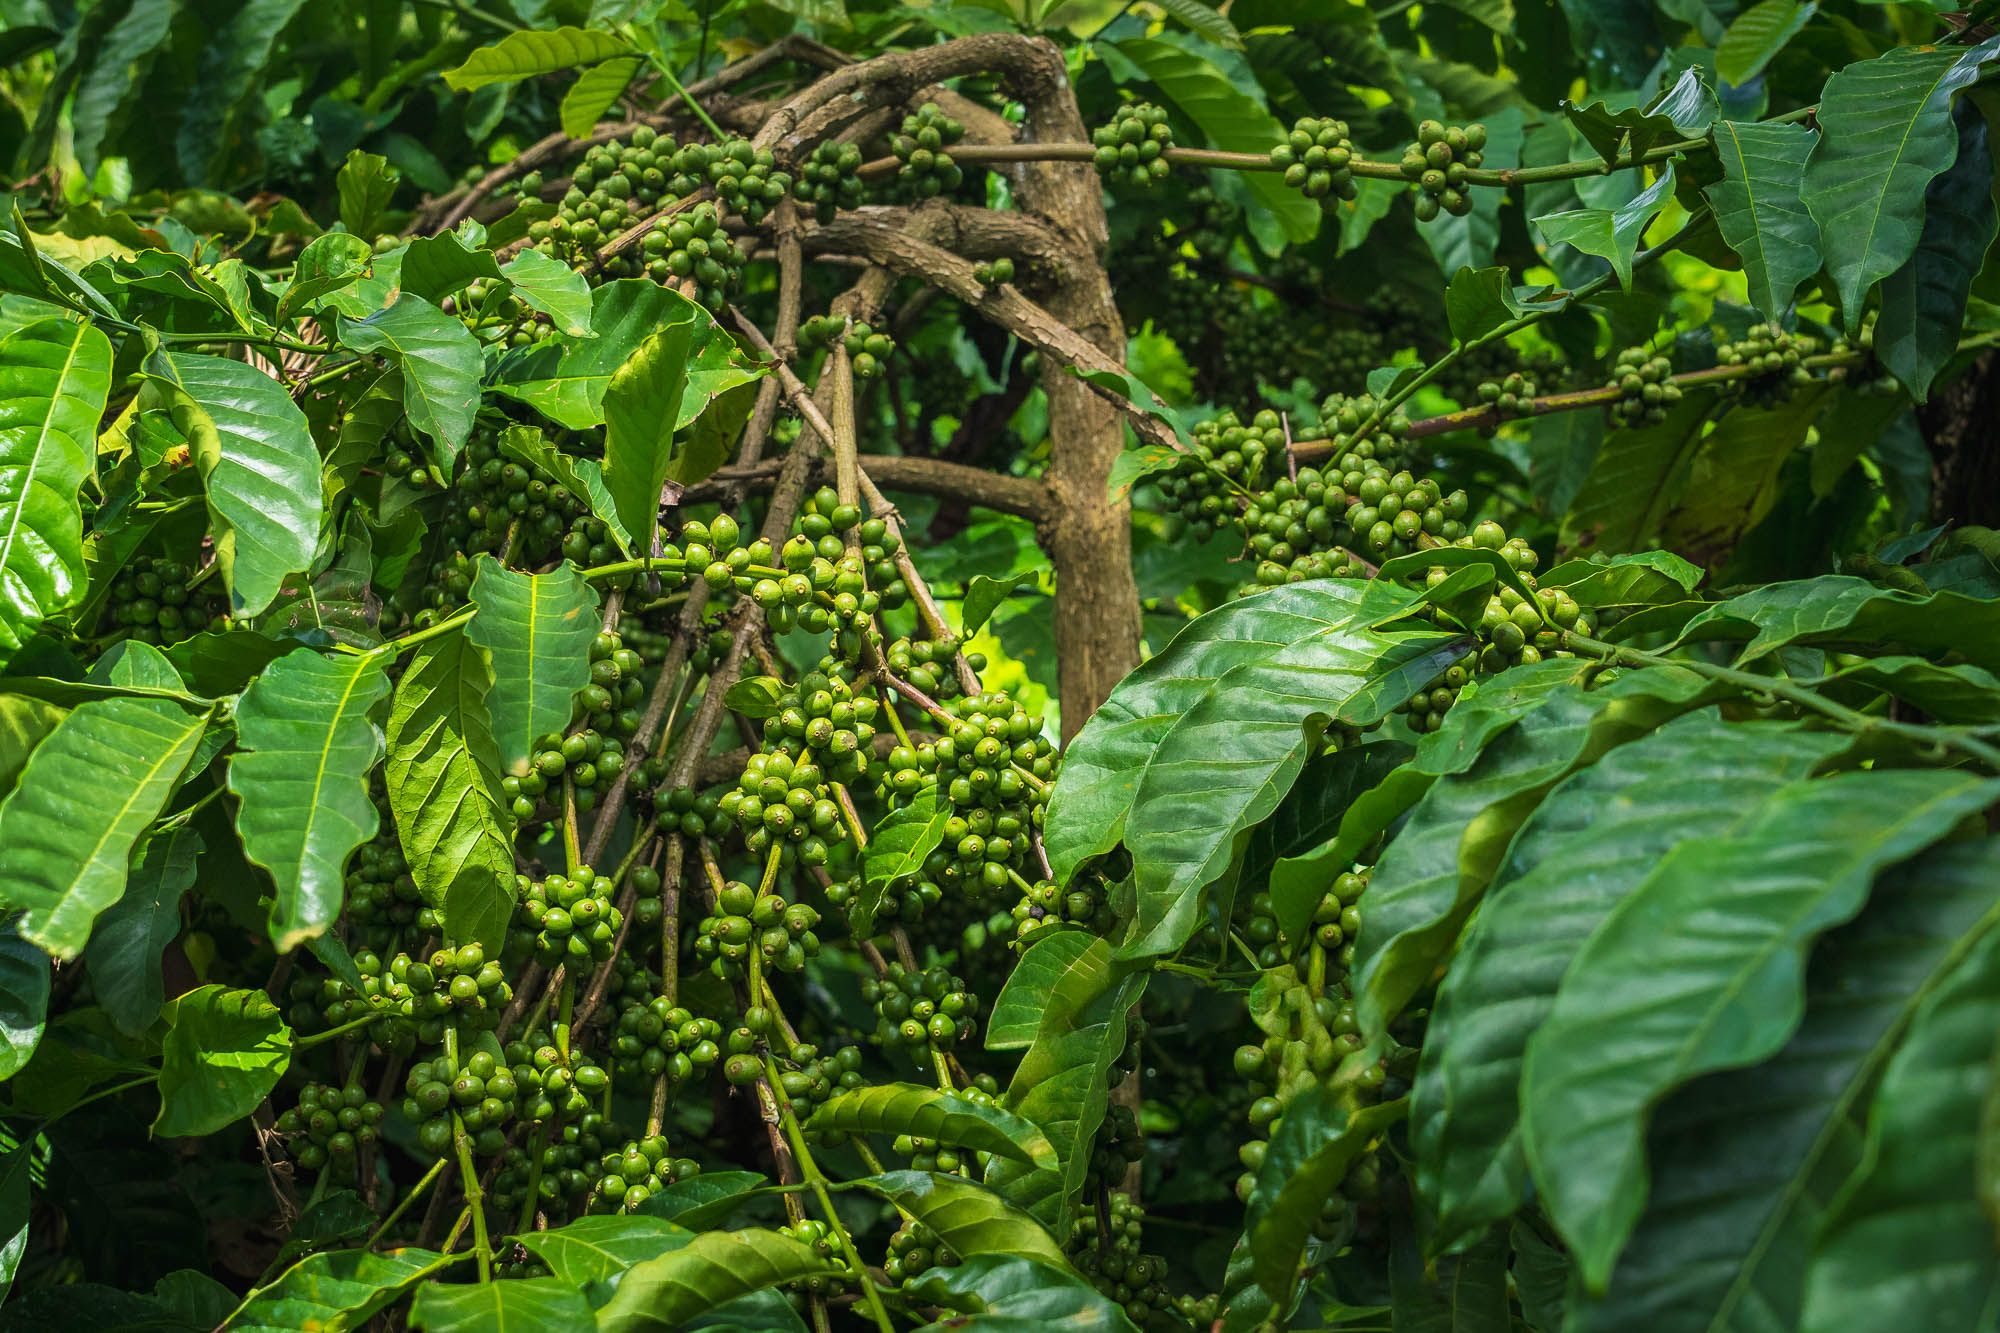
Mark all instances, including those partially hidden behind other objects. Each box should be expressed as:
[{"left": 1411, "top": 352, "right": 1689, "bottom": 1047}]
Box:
[{"left": 1921, "top": 349, "right": 2000, "bottom": 527}]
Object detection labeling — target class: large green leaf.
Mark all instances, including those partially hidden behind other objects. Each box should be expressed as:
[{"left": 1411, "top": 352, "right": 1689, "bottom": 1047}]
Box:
[
  {"left": 0, "top": 1144, "right": 28, "bottom": 1301},
  {"left": 1561, "top": 391, "right": 1716, "bottom": 554},
  {"left": 561, "top": 55, "right": 643, "bottom": 140},
  {"left": 1672, "top": 575, "right": 2000, "bottom": 670},
  {"left": 1661, "top": 386, "right": 1828, "bottom": 560},
  {"left": 0, "top": 922, "right": 49, "bottom": 1080},
  {"left": 442, "top": 27, "right": 634, "bottom": 91},
  {"left": 854, "top": 785, "right": 948, "bottom": 938},
  {"left": 1521, "top": 768, "right": 1998, "bottom": 1289},
  {"left": 172, "top": 0, "right": 309, "bottom": 184},
  {"left": 602, "top": 317, "right": 695, "bottom": 556},
  {"left": 68, "top": 0, "right": 174, "bottom": 179},
  {"left": 409, "top": 1277, "right": 593, "bottom": 1332},
  {"left": 1245, "top": 1087, "right": 1408, "bottom": 1300},
  {"left": 1532, "top": 165, "right": 1677, "bottom": 290},
  {"left": 986, "top": 928, "right": 1096, "bottom": 1051},
  {"left": 0, "top": 314, "right": 112, "bottom": 655},
  {"left": 154, "top": 984, "right": 289, "bottom": 1137},
  {"left": 489, "top": 281, "right": 724, "bottom": 429},
  {"left": 1562, "top": 67, "right": 1717, "bottom": 166},
  {"left": 224, "top": 1246, "right": 447, "bottom": 1332},
  {"left": 1801, "top": 37, "right": 2000, "bottom": 333},
  {"left": 1571, "top": 836, "right": 2000, "bottom": 1331},
  {"left": 516, "top": 1214, "right": 693, "bottom": 1286},
  {"left": 854, "top": 1171, "right": 1068, "bottom": 1266},
  {"left": 593, "top": 1228, "right": 841, "bottom": 1332},
  {"left": 0, "top": 696, "right": 205, "bottom": 958},
  {"left": 0, "top": 694, "right": 63, "bottom": 801},
  {"left": 808, "top": 1084, "right": 1057, "bottom": 1169},
  {"left": 384, "top": 630, "right": 514, "bottom": 954},
  {"left": 1104, "top": 36, "right": 1319, "bottom": 250},
  {"left": 278, "top": 233, "right": 375, "bottom": 322},
  {"left": 1715, "top": 0, "right": 1813, "bottom": 85},
  {"left": 1410, "top": 711, "right": 1847, "bottom": 1250},
  {"left": 227, "top": 650, "right": 388, "bottom": 953},
  {"left": 1797, "top": 901, "right": 2000, "bottom": 1332},
  {"left": 339, "top": 296, "right": 483, "bottom": 470},
  {"left": 1354, "top": 669, "right": 1712, "bottom": 1039},
  {"left": 1389, "top": 1214, "right": 1509, "bottom": 1333},
  {"left": 905, "top": 1254, "right": 1141, "bottom": 1333},
  {"left": 464, "top": 555, "right": 599, "bottom": 776},
  {"left": 1704, "top": 121, "right": 1819, "bottom": 322},
  {"left": 84, "top": 823, "right": 200, "bottom": 1036},
  {"left": 499, "top": 250, "right": 594, "bottom": 338},
  {"left": 1876, "top": 109, "right": 1996, "bottom": 402},
  {"left": 633, "top": 1171, "right": 766, "bottom": 1230},
  {"left": 146, "top": 350, "right": 320, "bottom": 618},
  {"left": 985, "top": 937, "right": 1147, "bottom": 1236}
]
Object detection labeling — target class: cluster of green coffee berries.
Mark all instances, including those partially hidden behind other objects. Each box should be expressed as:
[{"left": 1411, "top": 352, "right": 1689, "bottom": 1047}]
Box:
[
  {"left": 637, "top": 202, "right": 745, "bottom": 309},
  {"left": 522, "top": 726, "right": 627, "bottom": 817},
  {"left": 609, "top": 997, "right": 723, "bottom": 1084},
  {"left": 781, "top": 1218, "right": 849, "bottom": 1299},
  {"left": 355, "top": 944, "right": 511, "bottom": 1045},
  {"left": 446, "top": 278, "right": 552, "bottom": 349},
  {"left": 891, "top": 103, "right": 966, "bottom": 195},
  {"left": 1069, "top": 1192, "right": 1172, "bottom": 1325},
  {"left": 1477, "top": 370, "right": 1536, "bottom": 420},
  {"left": 972, "top": 256, "right": 1014, "bottom": 286},
  {"left": 514, "top": 867, "right": 624, "bottom": 970},
  {"left": 883, "top": 1220, "right": 958, "bottom": 1284},
  {"left": 726, "top": 747, "right": 851, "bottom": 864},
  {"left": 402, "top": 1045, "right": 519, "bottom": 1158},
  {"left": 99, "top": 556, "right": 227, "bottom": 648},
  {"left": 865, "top": 962, "right": 979, "bottom": 1056},
  {"left": 1093, "top": 102, "right": 1174, "bottom": 188},
  {"left": 1307, "top": 868, "right": 1370, "bottom": 967},
  {"left": 678, "top": 137, "right": 791, "bottom": 224},
  {"left": 693, "top": 879, "right": 823, "bottom": 978},
  {"left": 1010, "top": 873, "right": 1115, "bottom": 939},
  {"left": 922, "top": 689, "right": 1056, "bottom": 881},
  {"left": 414, "top": 432, "right": 604, "bottom": 616},
  {"left": 589, "top": 1134, "right": 700, "bottom": 1214},
  {"left": 1239, "top": 462, "right": 1471, "bottom": 579},
  {"left": 1607, "top": 345, "right": 1682, "bottom": 427},
  {"left": 341, "top": 834, "right": 431, "bottom": 943},
  {"left": 652, "top": 785, "right": 731, "bottom": 842},
  {"left": 1718, "top": 322, "right": 1819, "bottom": 406},
  {"left": 883, "top": 635, "right": 977, "bottom": 704},
  {"left": 533, "top": 127, "right": 676, "bottom": 264},
  {"left": 768, "top": 1041, "right": 865, "bottom": 1121},
  {"left": 798, "top": 313, "right": 895, "bottom": 377},
  {"left": 1271, "top": 116, "right": 1358, "bottom": 203},
  {"left": 1401, "top": 657, "right": 1471, "bottom": 736},
  {"left": 492, "top": 1106, "right": 623, "bottom": 1217},
  {"left": 1312, "top": 391, "right": 1412, "bottom": 463},
  {"left": 1157, "top": 409, "right": 1280, "bottom": 537},
  {"left": 1400, "top": 119, "right": 1486, "bottom": 220},
  {"left": 510, "top": 1032, "right": 613, "bottom": 1124},
  {"left": 275, "top": 1083, "right": 384, "bottom": 1177},
  {"left": 794, "top": 139, "right": 864, "bottom": 223}
]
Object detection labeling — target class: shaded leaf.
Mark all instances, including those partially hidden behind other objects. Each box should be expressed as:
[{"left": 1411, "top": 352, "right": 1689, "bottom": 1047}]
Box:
[
  {"left": 1704, "top": 121, "right": 1819, "bottom": 322},
  {"left": 336, "top": 151, "right": 398, "bottom": 241},
  {"left": 855, "top": 1171, "right": 1068, "bottom": 1266},
  {"left": 278, "top": 232, "right": 374, "bottom": 322},
  {"left": 603, "top": 317, "right": 696, "bottom": 555},
  {"left": 594, "top": 1228, "right": 840, "bottom": 1332},
  {"left": 172, "top": 0, "right": 308, "bottom": 184},
  {"left": 410, "top": 1278, "right": 592, "bottom": 1332},
  {"left": 85, "top": 823, "right": 200, "bottom": 1036},
  {"left": 855, "top": 785, "right": 948, "bottom": 939},
  {"left": 0, "top": 923, "right": 49, "bottom": 1080},
  {"left": 464, "top": 554, "right": 600, "bottom": 775},
  {"left": 1561, "top": 390, "right": 1716, "bottom": 553},
  {"left": 906, "top": 1254, "right": 1141, "bottom": 1332},
  {"left": 634, "top": 1171, "right": 768, "bottom": 1231},
  {"left": 1715, "top": 0, "right": 1815, "bottom": 88},
  {"left": 1672, "top": 575, "right": 2000, "bottom": 670},
  {"left": 154, "top": 984, "right": 289, "bottom": 1138},
  {"left": 339, "top": 295, "right": 483, "bottom": 469},
  {"left": 1876, "top": 107, "right": 1996, "bottom": 401},
  {"left": 399, "top": 230, "right": 502, "bottom": 306},
  {"left": 810, "top": 1085, "right": 1057, "bottom": 1169},
  {"left": 443, "top": 27, "right": 634, "bottom": 92},
  {"left": 1245, "top": 1086, "right": 1407, "bottom": 1299}
]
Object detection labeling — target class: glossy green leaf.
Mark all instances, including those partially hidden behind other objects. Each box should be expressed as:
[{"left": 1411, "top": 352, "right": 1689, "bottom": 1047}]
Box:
[
  {"left": 1105, "top": 36, "right": 1318, "bottom": 249},
  {"left": 489, "top": 281, "right": 719, "bottom": 429},
  {"left": 1798, "top": 899, "right": 2000, "bottom": 1333},
  {"left": 339, "top": 295, "right": 483, "bottom": 469},
  {"left": 1876, "top": 109, "right": 1996, "bottom": 402},
  {"left": 594, "top": 1228, "right": 841, "bottom": 1332},
  {"left": 1533, "top": 165, "right": 1677, "bottom": 290},
  {"left": 172, "top": 0, "right": 309, "bottom": 185},
  {"left": 1355, "top": 669, "right": 1712, "bottom": 1039},
  {"left": 464, "top": 554, "right": 600, "bottom": 776},
  {"left": 1411, "top": 712, "right": 1847, "bottom": 1249},
  {"left": 1443, "top": 264, "right": 1561, "bottom": 346},
  {"left": 0, "top": 696, "right": 205, "bottom": 958},
  {"left": 986, "top": 928, "right": 1095, "bottom": 1051},
  {"left": 499, "top": 249, "right": 594, "bottom": 339},
  {"left": 278, "top": 232, "right": 375, "bottom": 322},
  {"left": 855, "top": 785, "right": 948, "bottom": 938},
  {"left": 154, "top": 984, "right": 289, "bottom": 1137},
  {"left": 561, "top": 56, "right": 642, "bottom": 139},
  {"left": 146, "top": 349, "right": 320, "bottom": 618},
  {"left": 906, "top": 1254, "right": 1141, "bottom": 1332},
  {"left": 85, "top": 823, "right": 199, "bottom": 1036},
  {"left": 384, "top": 630, "right": 514, "bottom": 955},
  {"left": 1819, "top": 655, "right": 2000, "bottom": 724},
  {"left": 0, "top": 694, "right": 62, "bottom": 802},
  {"left": 1802, "top": 38, "right": 2000, "bottom": 334},
  {"left": 1537, "top": 551, "right": 1702, "bottom": 608},
  {"left": 1662, "top": 386, "right": 1828, "bottom": 560},
  {"left": 409, "top": 1277, "right": 593, "bottom": 1331},
  {"left": 0, "top": 314, "right": 113, "bottom": 655},
  {"left": 1704, "top": 121, "right": 1819, "bottom": 322},
  {"left": 0, "top": 922, "right": 49, "bottom": 1081},
  {"left": 1672, "top": 575, "right": 2000, "bottom": 670},
  {"left": 1245, "top": 1087, "right": 1407, "bottom": 1299},
  {"left": 810, "top": 1084, "right": 1057, "bottom": 1169},
  {"left": 963, "top": 569, "right": 1041, "bottom": 634},
  {"left": 225, "top": 1246, "right": 447, "bottom": 1332},
  {"left": 336, "top": 151, "right": 398, "bottom": 241},
  {"left": 1046, "top": 578, "right": 1437, "bottom": 883},
  {"left": 1561, "top": 391, "right": 1716, "bottom": 554},
  {"left": 68, "top": 0, "right": 174, "bottom": 177},
  {"left": 399, "top": 230, "right": 502, "bottom": 306},
  {"left": 0, "top": 1145, "right": 27, "bottom": 1301},
  {"left": 1715, "top": 0, "right": 1814, "bottom": 86},
  {"left": 856, "top": 1171, "right": 1068, "bottom": 1266},
  {"left": 986, "top": 936, "right": 1147, "bottom": 1236},
  {"left": 633, "top": 1171, "right": 767, "bottom": 1230},
  {"left": 602, "top": 316, "right": 696, "bottom": 555},
  {"left": 227, "top": 650, "right": 388, "bottom": 952},
  {"left": 495, "top": 424, "right": 630, "bottom": 554},
  {"left": 1563, "top": 67, "right": 1717, "bottom": 166},
  {"left": 517, "top": 1214, "right": 692, "bottom": 1286},
  {"left": 443, "top": 27, "right": 634, "bottom": 92},
  {"left": 1522, "top": 768, "right": 1998, "bottom": 1290},
  {"left": 1571, "top": 836, "right": 2000, "bottom": 1331}
]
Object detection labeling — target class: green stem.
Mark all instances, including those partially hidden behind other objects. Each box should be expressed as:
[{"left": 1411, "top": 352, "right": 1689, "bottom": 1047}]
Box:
[
  {"left": 365, "top": 1156, "right": 449, "bottom": 1249},
  {"left": 451, "top": 1117, "right": 494, "bottom": 1281},
  {"left": 296, "top": 1010, "right": 384, "bottom": 1049}
]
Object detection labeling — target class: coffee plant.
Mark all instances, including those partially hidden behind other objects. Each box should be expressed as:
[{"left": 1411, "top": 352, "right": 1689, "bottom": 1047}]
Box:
[{"left": 2, "top": 1, "right": 2000, "bottom": 1330}]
